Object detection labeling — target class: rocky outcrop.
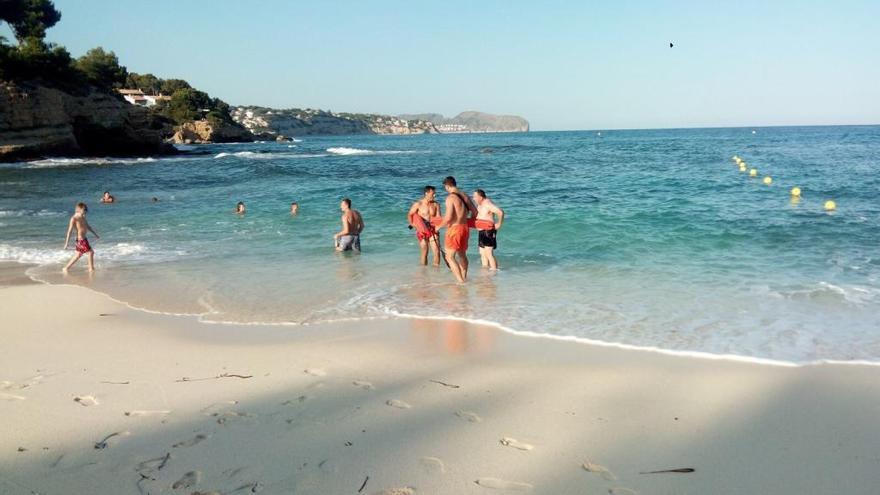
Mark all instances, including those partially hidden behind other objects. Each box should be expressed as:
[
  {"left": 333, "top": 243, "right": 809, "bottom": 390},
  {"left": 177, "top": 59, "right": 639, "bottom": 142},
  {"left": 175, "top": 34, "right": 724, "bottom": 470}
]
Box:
[
  {"left": 231, "top": 107, "right": 438, "bottom": 137},
  {"left": 169, "top": 119, "right": 253, "bottom": 144},
  {"left": 399, "top": 111, "right": 529, "bottom": 133},
  {"left": 0, "top": 80, "right": 175, "bottom": 161}
]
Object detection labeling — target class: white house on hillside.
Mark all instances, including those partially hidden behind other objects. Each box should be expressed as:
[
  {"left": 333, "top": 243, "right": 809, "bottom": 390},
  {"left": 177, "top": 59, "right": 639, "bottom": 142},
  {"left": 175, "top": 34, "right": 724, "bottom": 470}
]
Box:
[{"left": 117, "top": 89, "right": 171, "bottom": 107}]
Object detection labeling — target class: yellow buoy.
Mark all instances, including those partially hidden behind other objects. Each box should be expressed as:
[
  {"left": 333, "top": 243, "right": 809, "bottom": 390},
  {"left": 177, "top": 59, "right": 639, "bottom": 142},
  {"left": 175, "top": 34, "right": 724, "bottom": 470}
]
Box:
[
  {"left": 763, "top": 176, "right": 772, "bottom": 185},
  {"left": 790, "top": 187, "right": 801, "bottom": 197},
  {"left": 732, "top": 155, "right": 739, "bottom": 161},
  {"left": 824, "top": 200, "right": 836, "bottom": 211},
  {"left": 739, "top": 166, "right": 747, "bottom": 173},
  {"left": 749, "top": 169, "right": 757, "bottom": 177}
]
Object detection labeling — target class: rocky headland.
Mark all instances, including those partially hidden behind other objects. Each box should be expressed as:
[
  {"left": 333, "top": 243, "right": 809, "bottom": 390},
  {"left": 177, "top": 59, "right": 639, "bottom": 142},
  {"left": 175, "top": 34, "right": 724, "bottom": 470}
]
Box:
[
  {"left": 232, "top": 107, "right": 529, "bottom": 137},
  {"left": 0, "top": 81, "right": 174, "bottom": 161}
]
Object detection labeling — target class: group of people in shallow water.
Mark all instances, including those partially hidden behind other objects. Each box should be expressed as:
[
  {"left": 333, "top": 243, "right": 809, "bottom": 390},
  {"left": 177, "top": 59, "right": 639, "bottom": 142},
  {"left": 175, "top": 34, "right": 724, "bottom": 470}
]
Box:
[
  {"left": 406, "top": 176, "right": 504, "bottom": 282},
  {"left": 62, "top": 176, "right": 504, "bottom": 283}
]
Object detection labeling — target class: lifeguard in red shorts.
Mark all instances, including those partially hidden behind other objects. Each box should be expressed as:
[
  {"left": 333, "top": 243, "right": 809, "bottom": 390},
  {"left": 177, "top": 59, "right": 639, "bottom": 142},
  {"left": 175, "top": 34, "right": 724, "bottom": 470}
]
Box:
[
  {"left": 408, "top": 185, "right": 442, "bottom": 266},
  {"left": 437, "top": 176, "right": 478, "bottom": 283}
]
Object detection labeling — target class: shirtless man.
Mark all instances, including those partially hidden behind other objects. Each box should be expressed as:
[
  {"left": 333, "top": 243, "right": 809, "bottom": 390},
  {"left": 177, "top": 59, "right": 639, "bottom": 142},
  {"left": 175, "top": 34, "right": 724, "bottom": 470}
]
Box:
[
  {"left": 62, "top": 202, "right": 100, "bottom": 272},
  {"left": 334, "top": 198, "right": 364, "bottom": 252},
  {"left": 100, "top": 191, "right": 115, "bottom": 203},
  {"left": 472, "top": 189, "right": 505, "bottom": 270},
  {"left": 437, "top": 176, "right": 477, "bottom": 283},
  {"left": 234, "top": 201, "right": 246, "bottom": 215},
  {"left": 407, "top": 185, "right": 441, "bottom": 266}
]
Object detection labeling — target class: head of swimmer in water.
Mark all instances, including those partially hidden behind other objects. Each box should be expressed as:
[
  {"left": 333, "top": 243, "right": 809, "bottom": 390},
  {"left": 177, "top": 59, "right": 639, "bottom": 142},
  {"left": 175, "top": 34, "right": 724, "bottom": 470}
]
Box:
[
  {"left": 423, "top": 185, "right": 436, "bottom": 202},
  {"left": 472, "top": 189, "right": 487, "bottom": 205},
  {"left": 442, "top": 176, "right": 457, "bottom": 192},
  {"left": 290, "top": 202, "right": 299, "bottom": 214},
  {"left": 340, "top": 198, "right": 351, "bottom": 212},
  {"left": 75, "top": 202, "right": 88, "bottom": 215},
  {"left": 235, "top": 201, "right": 245, "bottom": 213}
]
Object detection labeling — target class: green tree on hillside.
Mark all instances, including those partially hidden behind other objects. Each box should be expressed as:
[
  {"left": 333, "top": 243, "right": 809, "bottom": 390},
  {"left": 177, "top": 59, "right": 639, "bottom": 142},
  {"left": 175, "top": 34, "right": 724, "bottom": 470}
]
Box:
[
  {"left": 75, "top": 47, "right": 127, "bottom": 88},
  {"left": 159, "top": 78, "right": 190, "bottom": 95},
  {"left": 125, "top": 72, "right": 161, "bottom": 93},
  {"left": 161, "top": 88, "right": 212, "bottom": 123},
  {"left": 0, "top": 0, "right": 61, "bottom": 42}
]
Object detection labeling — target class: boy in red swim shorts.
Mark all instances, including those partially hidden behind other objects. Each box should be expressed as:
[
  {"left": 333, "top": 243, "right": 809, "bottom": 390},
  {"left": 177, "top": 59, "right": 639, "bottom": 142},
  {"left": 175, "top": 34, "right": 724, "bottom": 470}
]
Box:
[
  {"left": 437, "top": 176, "right": 478, "bottom": 283},
  {"left": 63, "top": 202, "right": 100, "bottom": 272}
]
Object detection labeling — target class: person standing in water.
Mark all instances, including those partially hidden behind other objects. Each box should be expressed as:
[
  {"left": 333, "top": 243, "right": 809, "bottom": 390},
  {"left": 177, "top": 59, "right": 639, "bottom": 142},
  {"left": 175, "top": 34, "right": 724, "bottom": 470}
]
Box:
[
  {"left": 472, "top": 189, "right": 505, "bottom": 270},
  {"left": 438, "top": 176, "right": 477, "bottom": 283},
  {"left": 334, "top": 198, "right": 364, "bottom": 252},
  {"left": 234, "top": 201, "right": 246, "bottom": 215},
  {"left": 290, "top": 202, "right": 299, "bottom": 215},
  {"left": 100, "top": 191, "right": 115, "bottom": 203},
  {"left": 62, "top": 202, "right": 100, "bottom": 272},
  {"left": 408, "top": 185, "right": 441, "bottom": 266}
]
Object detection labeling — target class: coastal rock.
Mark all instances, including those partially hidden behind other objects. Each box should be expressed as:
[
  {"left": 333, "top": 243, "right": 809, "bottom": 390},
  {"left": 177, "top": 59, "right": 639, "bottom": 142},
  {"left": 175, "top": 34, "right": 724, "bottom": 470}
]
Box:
[
  {"left": 0, "top": 80, "right": 174, "bottom": 162},
  {"left": 169, "top": 119, "right": 253, "bottom": 144},
  {"left": 399, "top": 111, "right": 529, "bottom": 133},
  {"left": 231, "top": 106, "right": 438, "bottom": 137}
]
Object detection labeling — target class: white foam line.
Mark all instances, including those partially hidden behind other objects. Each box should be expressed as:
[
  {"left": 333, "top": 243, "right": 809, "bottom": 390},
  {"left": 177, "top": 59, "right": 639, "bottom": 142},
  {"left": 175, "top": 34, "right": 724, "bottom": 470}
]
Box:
[
  {"left": 378, "top": 309, "right": 880, "bottom": 369},
  {"left": 10, "top": 268, "right": 880, "bottom": 369}
]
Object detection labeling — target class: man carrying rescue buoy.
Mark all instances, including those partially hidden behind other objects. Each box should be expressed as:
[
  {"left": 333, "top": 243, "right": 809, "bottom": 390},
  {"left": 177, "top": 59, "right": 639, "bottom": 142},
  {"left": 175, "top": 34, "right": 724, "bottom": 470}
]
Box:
[
  {"left": 438, "top": 176, "right": 478, "bottom": 283},
  {"left": 407, "top": 185, "right": 441, "bottom": 266}
]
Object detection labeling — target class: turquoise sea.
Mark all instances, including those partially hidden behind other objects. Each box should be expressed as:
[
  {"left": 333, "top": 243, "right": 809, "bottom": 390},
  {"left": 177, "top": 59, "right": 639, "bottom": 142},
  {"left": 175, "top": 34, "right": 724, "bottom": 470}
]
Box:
[{"left": 1, "top": 126, "right": 878, "bottom": 363}]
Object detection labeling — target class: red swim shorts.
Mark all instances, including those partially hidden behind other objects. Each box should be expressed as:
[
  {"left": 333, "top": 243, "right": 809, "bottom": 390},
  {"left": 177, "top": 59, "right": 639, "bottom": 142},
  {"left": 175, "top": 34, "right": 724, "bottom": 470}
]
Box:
[
  {"left": 75, "top": 238, "right": 92, "bottom": 254},
  {"left": 444, "top": 224, "right": 470, "bottom": 252},
  {"left": 416, "top": 228, "right": 436, "bottom": 242}
]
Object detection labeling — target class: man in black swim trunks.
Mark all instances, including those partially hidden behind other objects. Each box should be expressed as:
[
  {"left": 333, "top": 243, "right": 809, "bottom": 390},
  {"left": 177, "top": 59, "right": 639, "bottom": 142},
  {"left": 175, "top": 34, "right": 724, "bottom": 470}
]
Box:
[{"left": 472, "top": 189, "right": 504, "bottom": 270}]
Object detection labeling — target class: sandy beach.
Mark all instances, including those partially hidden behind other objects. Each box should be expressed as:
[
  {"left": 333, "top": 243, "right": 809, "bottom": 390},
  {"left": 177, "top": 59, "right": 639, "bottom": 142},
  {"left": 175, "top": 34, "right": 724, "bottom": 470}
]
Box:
[{"left": 1, "top": 266, "right": 879, "bottom": 495}]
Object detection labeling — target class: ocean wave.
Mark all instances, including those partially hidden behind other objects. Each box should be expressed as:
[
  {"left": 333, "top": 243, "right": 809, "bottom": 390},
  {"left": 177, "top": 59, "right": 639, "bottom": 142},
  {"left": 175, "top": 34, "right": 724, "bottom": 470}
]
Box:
[
  {"left": 214, "top": 151, "right": 327, "bottom": 160},
  {"left": 772, "top": 281, "right": 880, "bottom": 306},
  {"left": 0, "top": 209, "right": 64, "bottom": 218},
  {"left": 326, "top": 147, "right": 375, "bottom": 156},
  {"left": 326, "top": 147, "right": 418, "bottom": 156},
  {"left": 0, "top": 242, "right": 174, "bottom": 266},
  {"left": 15, "top": 157, "right": 158, "bottom": 169}
]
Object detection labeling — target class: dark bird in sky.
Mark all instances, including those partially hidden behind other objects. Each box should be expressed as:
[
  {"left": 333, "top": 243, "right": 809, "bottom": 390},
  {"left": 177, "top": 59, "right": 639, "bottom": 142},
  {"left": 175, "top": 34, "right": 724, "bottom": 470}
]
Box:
[{"left": 669, "top": 42, "right": 674, "bottom": 48}]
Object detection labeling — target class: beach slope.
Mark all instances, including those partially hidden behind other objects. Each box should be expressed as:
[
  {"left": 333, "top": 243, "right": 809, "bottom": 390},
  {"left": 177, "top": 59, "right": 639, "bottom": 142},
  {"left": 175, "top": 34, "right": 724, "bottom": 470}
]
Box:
[{"left": 1, "top": 278, "right": 879, "bottom": 494}]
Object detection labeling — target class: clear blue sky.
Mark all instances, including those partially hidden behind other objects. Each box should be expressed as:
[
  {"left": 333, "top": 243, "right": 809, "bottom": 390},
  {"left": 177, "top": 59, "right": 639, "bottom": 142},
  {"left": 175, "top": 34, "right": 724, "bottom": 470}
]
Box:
[{"left": 21, "top": 0, "right": 880, "bottom": 130}]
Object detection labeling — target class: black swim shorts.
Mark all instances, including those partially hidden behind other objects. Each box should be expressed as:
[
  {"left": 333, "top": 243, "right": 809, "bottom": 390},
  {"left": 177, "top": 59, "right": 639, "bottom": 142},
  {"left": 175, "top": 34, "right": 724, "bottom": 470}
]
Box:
[{"left": 478, "top": 229, "right": 497, "bottom": 249}]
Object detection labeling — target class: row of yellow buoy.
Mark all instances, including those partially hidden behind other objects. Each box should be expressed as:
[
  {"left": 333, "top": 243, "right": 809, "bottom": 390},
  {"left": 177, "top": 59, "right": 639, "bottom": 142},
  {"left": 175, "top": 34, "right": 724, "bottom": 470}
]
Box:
[{"left": 730, "top": 155, "right": 836, "bottom": 211}]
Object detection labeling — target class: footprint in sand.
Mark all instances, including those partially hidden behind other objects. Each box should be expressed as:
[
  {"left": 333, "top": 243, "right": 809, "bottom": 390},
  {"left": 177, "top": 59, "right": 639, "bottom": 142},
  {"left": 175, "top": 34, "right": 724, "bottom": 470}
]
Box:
[
  {"left": 499, "top": 437, "right": 534, "bottom": 451},
  {"left": 352, "top": 380, "right": 375, "bottom": 390},
  {"left": 372, "top": 487, "right": 416, "bottom": 495},
  {"left": 172, "top": 470, "right": 201, "bottom": 489},
  {"left": 93, "top": 431, "right": 130, "bottom": 449},
  {"left": 455, "top": 410, "right": 482, "bottom": 423},
  {"left": 282, "top": 395, "right": 310, "bottom": 406},
  {"left": 0, "top": 392, "right": 26, "bottom": 401},
  {"left": 582, "top": 459, "right": 617, "bottom": 481},
  {"left": 419, "top": 456, "right": 446, "bottom": 474},
  {"left": 386, "top": 399, "right": 412, "bottom": 409},
  {"left": 304, "top": 368, "right": 327, "bottom": 377},
  {"left": 173, "top": 433, "right": 210, "bottom": 448},
  {"left": 608, "top": 488, "right": 639, "bottom": 495},
  {"left": 474, "top": 478, "right": 533, "bottom": 491},
  {"left": 201, "top": 401, "right": 239, "bottom": 415},
  {"left": 74, "top": 395, "right": 99, "bottom": 406},
  {"left": 125, "top": 410, "right": 171, "bottom": 417}
]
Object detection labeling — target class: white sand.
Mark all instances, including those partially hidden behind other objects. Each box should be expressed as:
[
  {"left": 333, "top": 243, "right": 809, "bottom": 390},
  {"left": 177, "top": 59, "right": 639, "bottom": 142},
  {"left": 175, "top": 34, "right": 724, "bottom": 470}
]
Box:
[{"left": 2, "top": 279, "right": 880, "bottom": 494}]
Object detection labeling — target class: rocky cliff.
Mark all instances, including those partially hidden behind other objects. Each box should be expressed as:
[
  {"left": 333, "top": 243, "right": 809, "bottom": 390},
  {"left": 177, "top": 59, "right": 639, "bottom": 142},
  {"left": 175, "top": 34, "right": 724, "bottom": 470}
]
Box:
[
  {"left": 169, "top": 119, "right": 253, "bottom": 144},
  {"left": 0, "top": 81, "right": 174, "bottom": 161},
  {"left": 399, "top": 111, "right": 529, "bottom": 133},
  {"left": 231, "top": 107, "right": 438, "bottom": 137}
]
